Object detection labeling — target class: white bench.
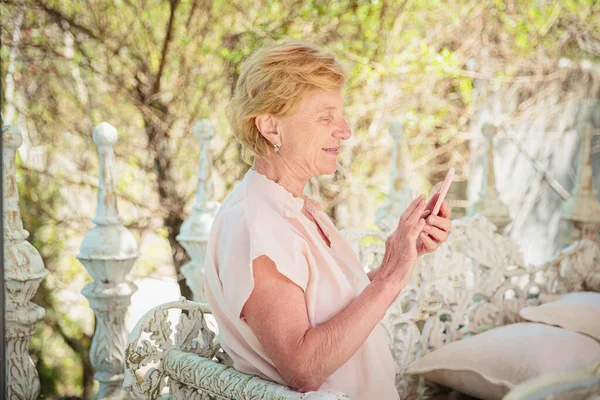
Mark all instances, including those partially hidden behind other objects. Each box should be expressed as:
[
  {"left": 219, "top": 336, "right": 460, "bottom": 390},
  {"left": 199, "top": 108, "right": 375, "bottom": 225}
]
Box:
[{"left": 123, "top": 215, "right": 600, "bottom": 399}]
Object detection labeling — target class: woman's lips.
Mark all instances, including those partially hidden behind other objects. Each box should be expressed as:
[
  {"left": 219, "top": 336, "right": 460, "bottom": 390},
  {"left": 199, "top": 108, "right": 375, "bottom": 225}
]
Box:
[{"left": 322, "top": 147, "right": 340, "bottom": 155}]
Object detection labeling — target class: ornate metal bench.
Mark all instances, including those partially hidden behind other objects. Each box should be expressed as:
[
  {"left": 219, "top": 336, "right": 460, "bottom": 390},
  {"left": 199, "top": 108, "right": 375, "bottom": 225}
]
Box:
[{"left": 123, "top": 214, "right": 600, "bottom": 399}]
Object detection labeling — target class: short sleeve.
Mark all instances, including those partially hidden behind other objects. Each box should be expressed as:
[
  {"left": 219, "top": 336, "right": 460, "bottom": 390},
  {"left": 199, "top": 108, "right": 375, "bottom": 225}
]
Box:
[{"left": 216, "top": 210, "right": 309, "bottom": 321}]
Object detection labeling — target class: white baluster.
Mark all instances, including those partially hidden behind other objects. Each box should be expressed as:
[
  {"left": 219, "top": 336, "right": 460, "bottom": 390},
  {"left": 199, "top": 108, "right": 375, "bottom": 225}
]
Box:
[
  {"left": 468, "top": 123, "right": 511, "bottom": 231},
  {"left": 177, "top": 119, "right": 220, "bottom": 302},
  {"left": 77, "top": 122, "right": 138, "bottom": 399},
  {"left": 3, "top": 125, "right": 48, "bottom": 400},
  {"left": 376, "top": 120, "right": 414, "bottom": 232},
  {"left": 562, "top": 123, "right": 600, "bottom": 241}
]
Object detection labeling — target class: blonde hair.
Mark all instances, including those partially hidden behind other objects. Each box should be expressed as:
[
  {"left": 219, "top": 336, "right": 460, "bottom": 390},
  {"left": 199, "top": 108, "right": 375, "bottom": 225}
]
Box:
[{"left": 226, "top": 40, "right": 347, "bottom": 164}]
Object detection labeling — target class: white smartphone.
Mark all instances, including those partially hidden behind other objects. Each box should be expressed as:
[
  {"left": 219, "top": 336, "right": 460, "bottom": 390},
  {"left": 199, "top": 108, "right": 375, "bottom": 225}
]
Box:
[{"left": 431, "top": 168, "right": 454, "bottom": 216}]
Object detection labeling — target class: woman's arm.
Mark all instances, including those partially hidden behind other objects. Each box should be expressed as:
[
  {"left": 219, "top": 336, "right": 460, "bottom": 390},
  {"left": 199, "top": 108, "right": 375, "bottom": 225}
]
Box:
[
  {"left": 367, "top": 266, "right": 380, "bottom": 281},
  {"left": 242, "top": 255, "right": 402, "bottom": 392},
  {"left": 242, "top": 195, "right": 429, "bottom": 392}
]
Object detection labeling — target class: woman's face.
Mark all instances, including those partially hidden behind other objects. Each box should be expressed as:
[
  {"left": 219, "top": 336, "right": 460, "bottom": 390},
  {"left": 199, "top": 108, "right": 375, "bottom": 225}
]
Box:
[{"left": 276, "top": 88, "right": 352, "bottom": 177}]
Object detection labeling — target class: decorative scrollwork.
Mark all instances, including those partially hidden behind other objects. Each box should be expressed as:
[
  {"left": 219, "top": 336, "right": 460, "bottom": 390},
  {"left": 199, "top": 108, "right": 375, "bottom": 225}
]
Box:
[
  {"left": 349, "top": 215, "right": 600, "bottom": 399},
  {"left": 123, "top": 297, "right": 226, "bottom": 399},
  {"left": 123, "top": 297, "right": 348, "bottom": 399}
]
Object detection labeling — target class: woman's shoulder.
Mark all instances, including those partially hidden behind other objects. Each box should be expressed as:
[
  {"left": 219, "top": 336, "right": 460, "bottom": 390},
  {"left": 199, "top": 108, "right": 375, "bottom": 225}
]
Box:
[
  {"left": 210, "top": 186, "right": 309, "bottom": 269},
  {"left": 214, "top": 182, "right": 294, "bottom": 234}
]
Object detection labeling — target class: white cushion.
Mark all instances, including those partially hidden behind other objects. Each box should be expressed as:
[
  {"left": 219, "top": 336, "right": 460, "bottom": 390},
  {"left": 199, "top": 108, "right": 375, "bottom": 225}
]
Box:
[
  {"left": 404, "top": 323, "right": 600, "bottom": 400},
  {"left": 519, "top": 292, "right": 600, "bottom": 341}
]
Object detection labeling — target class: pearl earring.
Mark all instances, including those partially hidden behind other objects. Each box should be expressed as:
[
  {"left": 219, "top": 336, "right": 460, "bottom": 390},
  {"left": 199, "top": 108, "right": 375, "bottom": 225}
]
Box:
[{"left": 274, "top": 144, "right": 280, "bottom": 153}]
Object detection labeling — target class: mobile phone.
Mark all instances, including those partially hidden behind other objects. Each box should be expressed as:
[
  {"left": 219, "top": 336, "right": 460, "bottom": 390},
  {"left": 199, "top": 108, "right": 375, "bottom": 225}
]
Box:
[{"left": 431, "top": 168, "right": 454, "bottom": 216}]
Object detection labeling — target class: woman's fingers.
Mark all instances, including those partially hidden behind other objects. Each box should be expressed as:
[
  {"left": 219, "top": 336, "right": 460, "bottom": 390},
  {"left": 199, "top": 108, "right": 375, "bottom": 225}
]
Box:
[
  {"left": 400, "top": 194, "right": 425, "bottom": 224},
  {"left": 419, "top": 231, "right": 438, "bottom": 252},
  {"left": 421, "top": 209, "right": 432, "bottom": 220},
  {"left": 438, "top": 201, "right": 451, "bottom": 219},
  {"left": 402, "top": 217, "right": 425, "bottom": 239},
  {"left": 427, "top": 214, "right": 452, "bottom": 233},
  {"left": 401, "top": 201, "right": 427, "bottom": 239},
  {"left": 423, "top": 224, "right": 448, "bottom": 242},
  {"left": 408, "top": 200, "right": 427, "bottom": 227}
]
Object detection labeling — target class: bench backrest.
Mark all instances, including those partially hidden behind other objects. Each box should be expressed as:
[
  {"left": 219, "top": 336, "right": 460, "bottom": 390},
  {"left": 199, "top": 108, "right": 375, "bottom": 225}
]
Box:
[
  {"left": 124, "top": 215, "right": 600, "bottom": 399},
  {"left": 342, "top": 215, "right": 600, "bottom": 395}
]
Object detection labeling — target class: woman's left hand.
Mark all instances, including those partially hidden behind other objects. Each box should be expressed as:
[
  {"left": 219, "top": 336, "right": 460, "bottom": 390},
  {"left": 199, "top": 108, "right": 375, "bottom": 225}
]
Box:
[{"left": 416, "top": 192, "right": 452, "bottom": 257}]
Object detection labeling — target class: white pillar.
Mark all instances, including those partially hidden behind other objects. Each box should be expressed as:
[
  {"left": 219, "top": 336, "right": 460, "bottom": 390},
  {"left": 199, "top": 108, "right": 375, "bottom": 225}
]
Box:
[
  {"left": 3, "top": 125, "right": 48, "bottom": 400},
  {"left": 468, "top": 123, "right": 511, "bottom": 231},
  {"left": 177, "top": 119, "right": 220, "bottom": 302},
  {"left": 77, "top": 122, "right": 138, "bottom": 399},
  {"left": 376, "top": 120, "right": 413, "bottom": 232},
  {"left": 562, "top": 123, "right": 600, "bottom": 241}
]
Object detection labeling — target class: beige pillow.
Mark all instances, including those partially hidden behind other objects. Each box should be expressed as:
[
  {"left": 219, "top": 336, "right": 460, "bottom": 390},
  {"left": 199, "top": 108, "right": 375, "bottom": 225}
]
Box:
[
  {"left": 404, "top": 323, "right": 600, "bottom": 400},
  {"left": 519, "top": 292, "right": 600, "bottom": 341}
]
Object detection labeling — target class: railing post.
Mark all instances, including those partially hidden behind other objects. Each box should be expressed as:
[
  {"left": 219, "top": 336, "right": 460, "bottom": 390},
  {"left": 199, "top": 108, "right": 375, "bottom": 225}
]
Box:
[
  {"left": 376, "top": 120, "right": 413, "bottom": 232},
  {"left": 77, "top": 122, "right": 138, "bottom": 399},
  {"left": 3, "top": 125, "right": 48, "bottom": 400},
  {"left": 562, "top": 123, "right": 600, "bottom": 241},
  {"left": 468, "top": 123, "right": 511, "bottom": 231},
  {"left": 177, "top": 119, "right": 220, "bottom": 302}
]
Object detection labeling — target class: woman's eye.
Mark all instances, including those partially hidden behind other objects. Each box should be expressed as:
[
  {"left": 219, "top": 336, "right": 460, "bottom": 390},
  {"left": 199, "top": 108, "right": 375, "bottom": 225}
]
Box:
[{"left": 321, "top": 117, "right": 333, "bottom": 124}]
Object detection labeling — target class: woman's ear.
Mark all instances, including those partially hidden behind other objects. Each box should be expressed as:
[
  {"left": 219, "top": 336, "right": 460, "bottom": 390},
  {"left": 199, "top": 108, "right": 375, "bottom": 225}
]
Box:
[{"left": 255, "top": 114, "right": 280, "bottom": 146}]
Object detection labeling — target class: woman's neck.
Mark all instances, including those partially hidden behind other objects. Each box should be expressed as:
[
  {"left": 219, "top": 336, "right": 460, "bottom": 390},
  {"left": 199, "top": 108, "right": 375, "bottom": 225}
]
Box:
[{"left": 252, "top": 158, "right": 308, "bottom": 200}]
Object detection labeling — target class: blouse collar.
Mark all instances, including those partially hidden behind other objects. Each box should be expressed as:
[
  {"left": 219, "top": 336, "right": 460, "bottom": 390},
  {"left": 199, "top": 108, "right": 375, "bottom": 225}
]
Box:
[{"left": 246, "top": 167, "right": 322, "bottom": 214}]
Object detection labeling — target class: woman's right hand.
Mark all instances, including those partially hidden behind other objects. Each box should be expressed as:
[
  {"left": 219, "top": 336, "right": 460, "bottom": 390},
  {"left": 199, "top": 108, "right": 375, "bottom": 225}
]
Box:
[{"left": 375, "top": 194, "right": 427, "bottom": 290}]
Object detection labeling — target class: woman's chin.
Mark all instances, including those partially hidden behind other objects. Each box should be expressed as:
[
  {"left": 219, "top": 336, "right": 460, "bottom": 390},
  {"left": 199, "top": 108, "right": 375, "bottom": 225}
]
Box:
[{"left": 319, "top": 164, "right": 338, "bottom": 175}]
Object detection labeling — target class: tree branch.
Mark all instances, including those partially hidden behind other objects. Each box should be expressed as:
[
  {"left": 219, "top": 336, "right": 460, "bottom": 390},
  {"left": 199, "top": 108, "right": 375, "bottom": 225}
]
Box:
[
  {"left": 34, "top": 0, "right": 102, "bottom": 45},
  {"left": 34, "top": 0, "right": 148, "bottom": 73},
  {"left": 18, "top": 164, "right": 166, "bottom": 216},
  {"left": 153, "top": 0, "right": 180, "bottom": 95}
]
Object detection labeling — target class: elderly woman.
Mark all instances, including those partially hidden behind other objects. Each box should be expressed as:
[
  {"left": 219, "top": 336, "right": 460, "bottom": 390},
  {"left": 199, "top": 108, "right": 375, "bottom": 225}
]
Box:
[{"left": 204, "top": 41, "right": 451, "bottom": 399}]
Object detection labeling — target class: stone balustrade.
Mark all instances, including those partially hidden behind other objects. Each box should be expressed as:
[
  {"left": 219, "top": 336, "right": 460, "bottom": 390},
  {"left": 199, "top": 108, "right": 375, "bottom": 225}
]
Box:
[
  {"left": 177, "top": 119, "right": 220, "bottom": 302},
  {"left": 562, "top": 123, "right": 600, "bottom": 241},
  {"left": 468, "top": 123, "right": 512, "bottom": 231},
  {"left": 3, "top": 124, "right": 48, "bottom": 400},
  {"left": 376, "top": 120, "right": 415, "bottom": 232},
  {"left": 77, "top": 122, "right": 139, "bottom": 399}
]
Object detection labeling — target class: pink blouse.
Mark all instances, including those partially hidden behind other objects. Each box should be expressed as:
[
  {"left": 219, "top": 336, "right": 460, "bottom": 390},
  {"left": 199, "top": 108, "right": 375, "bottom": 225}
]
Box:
[{"left": 204, "top": 168, "right": 399, "bottom": 399}]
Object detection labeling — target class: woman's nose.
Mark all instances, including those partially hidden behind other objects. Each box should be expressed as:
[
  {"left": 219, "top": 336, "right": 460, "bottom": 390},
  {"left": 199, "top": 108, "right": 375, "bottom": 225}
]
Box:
[{"left": 333, "top": 118, "right": 352, "bottom": 140}]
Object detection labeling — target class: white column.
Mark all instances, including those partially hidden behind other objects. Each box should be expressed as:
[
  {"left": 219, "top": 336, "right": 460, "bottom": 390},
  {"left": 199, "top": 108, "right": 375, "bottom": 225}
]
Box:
[
  {"left": 77, "top": 122, "right": 138, "bottom": 399},
  {"left": 177, "top": 119, "right": 220, "bottom": 302},
  {"left": 468, "top": 123, "right": 511, "bottom": 231},
  {"left": 3, "top": 125, "right": 48, "bottom": 400},
  {"left": 562, "top": 123, "right": 600, "bottom": 241},
  {"left": 376, "top": 120, "right": 413, "bottom": 232}
]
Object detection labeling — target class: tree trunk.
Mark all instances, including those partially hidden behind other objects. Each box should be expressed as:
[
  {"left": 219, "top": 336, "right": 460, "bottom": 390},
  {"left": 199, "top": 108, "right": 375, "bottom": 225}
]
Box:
[
  {"left": 141, "top": 105, "right": 193, "bottom": 300},
  {"left": 81, "top": 324, "right": 94, "bottom": 399}
]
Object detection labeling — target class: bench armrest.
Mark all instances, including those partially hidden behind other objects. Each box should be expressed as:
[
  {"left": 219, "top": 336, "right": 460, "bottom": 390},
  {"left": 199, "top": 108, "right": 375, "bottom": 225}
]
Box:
[{"left": 123, "top": 298, "right": 349, "bottom": 400}]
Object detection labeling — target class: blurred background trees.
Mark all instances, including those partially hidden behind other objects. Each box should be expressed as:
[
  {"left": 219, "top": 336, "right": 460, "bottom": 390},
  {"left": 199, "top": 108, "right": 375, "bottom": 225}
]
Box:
[{"left": 1, "top": 0, "right": 599, "bottom": 397}]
